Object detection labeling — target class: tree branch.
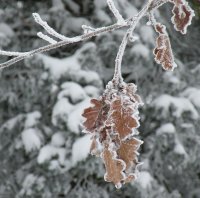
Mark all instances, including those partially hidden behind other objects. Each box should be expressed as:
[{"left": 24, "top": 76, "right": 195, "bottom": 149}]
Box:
[{"left": 0, "top": 0, "right": 169, "bottom": 69}]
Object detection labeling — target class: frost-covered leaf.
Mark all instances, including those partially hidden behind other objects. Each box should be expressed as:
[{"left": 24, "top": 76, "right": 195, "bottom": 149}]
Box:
[
  {"left": 170, "top": 0, "right": 195, "bottom": 34},
  {"left": 117, "top": 138, "right": 142, "bottom": 172},
  {"left": 106, "top": 97, "right": 139, "bottom": 139},
  {"left": 153, "top": 23, "right": 177, "bottom": 71},
  {"left": 82, "top": 98, "right": 109, "bottom": 133},
  {"left": 102, "top": 145, "right": 126, "bottom": 188}
]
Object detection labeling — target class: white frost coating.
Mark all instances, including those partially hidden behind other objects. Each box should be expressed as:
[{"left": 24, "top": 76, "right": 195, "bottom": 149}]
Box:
[
  {"left": 156, "top": 123, "right": 176, "bottom": 135},
  {"left": 59, "top": 82, "right": 87, "bottom": 103},
  {"left": 37, "top": 32, "right": 57, "bottom": 44},
  {"left": 24, "top": 111, "right": 41, "bottom": 129},
  {"left": 51, "top": 132, "right": 66, "bottom": 147},
  {"left": 181, "top": 87, "right": 200, "bottom": 108},
  {"left": 0, "top": 50, "right": 27, "bottom": 56},
  {"left": 171, "top": 0, "right": 195, "bottom": 34},
  {"left": 32, "top": 13, "right": 81, "bottom": 42},
  {"left": 68, "top": 98, "right": 91, "bottom": 134},
  {"left": 106, "top": 0, "right": 126, "bottom": 25},
  {"left": 37, "top": 144, "right": 66, "bottom": 165},
  {"left": 22, "top": 128, "right": 43, "bottom": 153},
  {"left": 137, "top": 171, "right": 154, "bottom": 189},
  {"left": 71, "top": 134, "right": 92, "bottom": 166},
  {"left": 152, "top": 94, "right": 199, "bottom": 119},
  {"left": 52, "top": 98, "right": 74, "bottom": 126}
]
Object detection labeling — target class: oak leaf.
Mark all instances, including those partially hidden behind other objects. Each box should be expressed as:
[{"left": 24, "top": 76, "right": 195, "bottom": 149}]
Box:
[
  {"left": 117, "top": 138, "right": 143, "bottom": 172},
  {"left": 154, "top": 23, "right": 177, "bottom": 71},
  {"left": 171, "top": 0, "right": 195, "bottom": 34},
  {"left": 82, "top": 98, "right": 109, "bottom": 133},
  {"left": 106, "top": 97, "right": 139, "bottom": 139},
  {"left": 102, "top": 145, "right": 126, "bottom": 188}
]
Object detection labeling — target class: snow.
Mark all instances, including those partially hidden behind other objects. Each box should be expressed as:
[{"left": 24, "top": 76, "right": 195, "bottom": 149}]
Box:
[
  {"left": 21, "top": 128, "right": 43, "bottom": 153},
  {"left": 71, "top": 134, "right": 92, "bottom": 166},
  {"left": 69, "top": 70, "right": 102, "bottom": 88},
  {"left": 152, "top": 94, "right": 199, "bottom": 119},
  {"left": 51, "top": 132, "right": 66, "bottom": 147},
  {"left": 52, "top": 98, "right": 74, "bottom": 126},
  {"left": 156, "top": 123, "right": 176, "bottom": 135},
  {"left": 115, "top": 0, "right": 137, "bottom": 18},
  {"left": 137, "top": 171, "right": 154, "bottom": 189},
  {"left": 94, "top": 0, "right": 107, "bottom": 9},
  {"left": 67, "top": 98, "right": 91, "bottom": 134},
  {"left": 84, "top": 85, "right": 100, "bottom": 98},
  {"left": 163, "top": 72, "right": 180, "bottom": 84},
  {"left": 139, "top": 25, "right": 155, "bottom": 45},
  {"left": 174, "top": 139, "right": 187, "bottom": 156},
  {"left": 37, "top": 144, "right": 66, "bottom": 165},
  {"left": 24, "top": 111, "right": 41, "bottom": 129},
  {"left": 181, "top": 87, "right": 200, "bottom": 108},
  {"left": 130, "top": 43, "right": 150, "bottom": 59},
  {"left": 59, "top": 82, "right": 87, "bottom": 104},
  {"left": 0, "top": 23, "right": 14, "bottom": 37},
  {"left": 95, "top": 10, "right": 112, "bottom": 25},
  {"left": 40, "top": 54, "right": 80, "bottom": 80},
  {"left": 0, "top": 114, "right": 24, "bottom": 131}
]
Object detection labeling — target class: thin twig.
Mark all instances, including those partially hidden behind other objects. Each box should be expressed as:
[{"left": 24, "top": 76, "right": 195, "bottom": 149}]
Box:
[{"left": 0, "top": 0, "right": 167, "bottom": 69}]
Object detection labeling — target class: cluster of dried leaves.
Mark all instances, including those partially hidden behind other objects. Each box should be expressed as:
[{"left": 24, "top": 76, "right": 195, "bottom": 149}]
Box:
[
  {"left": 82, "top": 81, "right": 143, "bottom": 188},
  {"left": 153, "top": 0, "right": 194, "bottom": 71},
  {"left": 81, "top": 0, "right": 195, "bottom": 189}
]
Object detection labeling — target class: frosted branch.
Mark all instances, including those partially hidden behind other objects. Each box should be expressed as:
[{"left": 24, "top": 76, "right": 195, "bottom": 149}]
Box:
[
  {"left": 0, "top": 50, "right": 28, "bottom": 57},
  {"left": 106, "top": 0, "right": 126, "bottom": 25},
  {"left": 82, "top": 25, "right": 95, "bottom": 34},
  {"left": 0, "top": 0, "right": 173, "bottom": 69},
  {"left": 37, "top": 32, "right": 57, "bottom": 44},
  {"left": 32, "top": 13, "right": 74, "bottom": 41},
  {"left": 113, "top": 32, "right": 129, "bottom": 83}
]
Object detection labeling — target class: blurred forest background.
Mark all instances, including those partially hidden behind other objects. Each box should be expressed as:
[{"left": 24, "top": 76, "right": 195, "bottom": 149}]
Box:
[{"left": 0, "top": 0, "right": 200, "bottom": 197}]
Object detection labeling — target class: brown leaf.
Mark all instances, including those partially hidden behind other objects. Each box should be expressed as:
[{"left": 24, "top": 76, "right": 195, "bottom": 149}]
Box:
[
  {"left": 171, "top": 0, "right": 195, "bottom": 34},
  {"left": 102, "top": 145, "right": 126, "bottom": 188},
  {"left": 82, "top": 98, "right": 109, "bottom": 133},
  {"left": 154, "top": 23, "right": 177, "bottom": 71},
  {"left": 117, "top": 138, "right": 142, "bottom": 171},
  {"left": 106, "top": 97, "right": 139, "bottom": 139}
]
